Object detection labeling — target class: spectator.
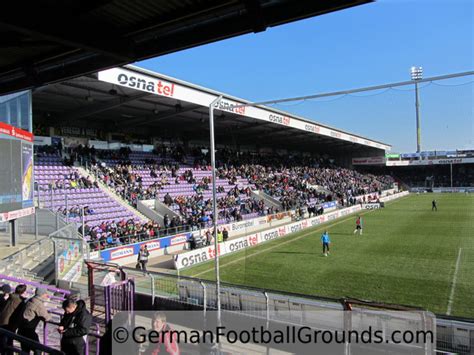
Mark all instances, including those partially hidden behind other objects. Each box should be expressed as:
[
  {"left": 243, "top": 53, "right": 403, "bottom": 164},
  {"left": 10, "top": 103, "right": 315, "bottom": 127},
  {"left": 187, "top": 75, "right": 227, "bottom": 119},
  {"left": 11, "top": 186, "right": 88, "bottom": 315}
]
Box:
[
  {"left": 137, "top": 245, "right": 150, "bottom": 272},
  {"left": 0, "top": 284, "right": 27, "bottom": 353},
  {"left": 143, "top": 312, "right": 180, "bottom": 355},
  {"left": 0, "top": 285, "right": 11, "bottom": 314},
  {"left": 58, "top": 299, "right": 92, "bottom": 355},
  {"left": 17, "top": 288, "right": 52, "bottom": 355},
  {"left": 0, "top": 284, "right": 27, "bottom": 327}
]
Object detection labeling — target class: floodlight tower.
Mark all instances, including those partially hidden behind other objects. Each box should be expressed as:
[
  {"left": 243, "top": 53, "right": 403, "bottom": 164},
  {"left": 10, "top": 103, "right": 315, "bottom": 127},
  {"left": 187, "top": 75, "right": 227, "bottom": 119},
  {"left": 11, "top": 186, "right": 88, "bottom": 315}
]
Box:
[{"left": 411, "top": 66, "right": 423, "bottom": 153}]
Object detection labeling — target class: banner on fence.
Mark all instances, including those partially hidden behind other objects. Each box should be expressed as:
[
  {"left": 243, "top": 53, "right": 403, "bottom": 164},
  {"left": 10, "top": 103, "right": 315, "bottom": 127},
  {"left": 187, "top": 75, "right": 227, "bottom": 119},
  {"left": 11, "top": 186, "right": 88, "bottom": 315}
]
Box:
[
  {"left": 174, "top": 204, "right": 363, "bottom": 270},
  {"left": 362, "top": 203, "right": 382, "bottom": 210},
  {"left": 99, "top": 232, "right": 192, "bottom": 262}
]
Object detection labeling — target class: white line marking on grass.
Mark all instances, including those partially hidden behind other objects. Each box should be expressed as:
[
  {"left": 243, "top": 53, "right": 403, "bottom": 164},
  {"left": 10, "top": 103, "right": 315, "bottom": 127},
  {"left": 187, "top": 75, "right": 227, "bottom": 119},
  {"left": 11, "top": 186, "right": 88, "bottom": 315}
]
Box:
[
  {"left": 190, "top": 196, "right": 408, "bottom": 278},
  {"left": 446, "top": 248, "right": 462, "bottom": 315}
]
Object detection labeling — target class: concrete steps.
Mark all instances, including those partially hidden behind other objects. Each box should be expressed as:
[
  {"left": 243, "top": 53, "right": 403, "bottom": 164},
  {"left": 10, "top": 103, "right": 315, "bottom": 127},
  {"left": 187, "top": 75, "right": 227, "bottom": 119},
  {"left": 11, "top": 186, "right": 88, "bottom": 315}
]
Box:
[{"left": 76, "top": 166, "right": 149, "bottom": 222}]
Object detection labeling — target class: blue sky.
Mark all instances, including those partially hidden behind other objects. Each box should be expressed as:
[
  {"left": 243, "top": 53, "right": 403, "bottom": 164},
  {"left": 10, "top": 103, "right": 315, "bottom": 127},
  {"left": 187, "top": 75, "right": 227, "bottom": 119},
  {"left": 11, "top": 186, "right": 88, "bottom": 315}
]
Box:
[{"left": 138, "top": 0, "right": 473, "bottom": 153}]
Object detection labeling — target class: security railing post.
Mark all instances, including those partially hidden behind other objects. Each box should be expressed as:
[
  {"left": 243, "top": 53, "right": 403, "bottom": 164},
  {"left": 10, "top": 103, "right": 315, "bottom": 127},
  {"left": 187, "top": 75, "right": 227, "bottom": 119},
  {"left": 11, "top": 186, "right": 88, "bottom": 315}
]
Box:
[
  {"left": 34, "top": 207, "right": 38, "bottom": 240},
  {"left": 65, "top": 190, "right": 69, "bottom": 223},
  {"left": 95, "top": 323, "right": 101, "bottom": 355},
  {"left": 43, "top": 321, "right": 48, "bottom": 346},
  {"left": 201, "top": 281, "right": 207, "bottom": 316},
  {"left": 150, "top": 274, "right": 155, "bottom": 306},
  {"left": 105, "top": 285, "right": 111, "bottom": 323},
  {"left": 264, "top": 292, "right": 270, "bottom": 355}
]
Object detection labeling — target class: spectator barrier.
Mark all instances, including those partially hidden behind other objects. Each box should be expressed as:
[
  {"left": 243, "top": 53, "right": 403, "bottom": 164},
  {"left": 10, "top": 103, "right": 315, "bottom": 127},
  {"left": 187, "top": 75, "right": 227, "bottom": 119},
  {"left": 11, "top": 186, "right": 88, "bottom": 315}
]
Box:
[
  {"left": 89, "top": 210, "right": 294, "bottom": 265},
  {"left": 410, "top": 187, "right": 474, "bottom": 193}
]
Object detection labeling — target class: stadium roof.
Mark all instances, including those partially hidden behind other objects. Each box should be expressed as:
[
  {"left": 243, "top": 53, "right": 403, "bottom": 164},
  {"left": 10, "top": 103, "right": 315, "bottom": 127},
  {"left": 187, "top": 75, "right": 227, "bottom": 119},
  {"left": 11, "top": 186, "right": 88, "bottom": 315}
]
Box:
[
  {"left": 32, "top": 65, "right": 391, "bottom": 154},
  {"left": 0, "top": 0, "right": 372, "bottom": 95}
]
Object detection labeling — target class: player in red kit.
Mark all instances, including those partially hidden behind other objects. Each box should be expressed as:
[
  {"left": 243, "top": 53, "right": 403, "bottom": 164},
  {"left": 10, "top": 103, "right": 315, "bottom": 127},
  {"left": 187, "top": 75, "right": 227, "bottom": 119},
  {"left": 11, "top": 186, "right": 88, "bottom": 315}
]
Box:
[{"left": 353, "top": 216, "right": 363, "bottom": 235}]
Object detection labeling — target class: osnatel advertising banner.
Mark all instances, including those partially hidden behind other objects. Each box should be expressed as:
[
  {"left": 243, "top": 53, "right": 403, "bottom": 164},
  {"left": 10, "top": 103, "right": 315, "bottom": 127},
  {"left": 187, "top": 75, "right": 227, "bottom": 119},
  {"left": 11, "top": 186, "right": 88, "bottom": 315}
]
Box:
[
  {"left": 362, "top": 203, "right": 382, "bottom": 210},
  {"left": 98, "top": 67, "right": 390, "bottom": 151}
]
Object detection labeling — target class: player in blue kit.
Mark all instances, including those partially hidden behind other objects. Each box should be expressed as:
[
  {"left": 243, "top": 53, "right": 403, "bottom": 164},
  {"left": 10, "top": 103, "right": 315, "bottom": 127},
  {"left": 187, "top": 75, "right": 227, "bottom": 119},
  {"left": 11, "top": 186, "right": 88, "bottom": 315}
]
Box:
[{"left": 321, "top": 230, "right": 331, "bottom": 256}]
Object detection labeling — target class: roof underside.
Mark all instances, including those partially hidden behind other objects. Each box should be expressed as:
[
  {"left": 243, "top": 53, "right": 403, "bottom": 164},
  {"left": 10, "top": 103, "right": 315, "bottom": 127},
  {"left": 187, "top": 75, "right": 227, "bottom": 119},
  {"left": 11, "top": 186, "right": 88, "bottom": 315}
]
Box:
[
  {"left": 0, "top": 0, "right": 372, "bottom": 95},
  {"left": 32, "top": 72, "right": 385, "bottom": 156}
]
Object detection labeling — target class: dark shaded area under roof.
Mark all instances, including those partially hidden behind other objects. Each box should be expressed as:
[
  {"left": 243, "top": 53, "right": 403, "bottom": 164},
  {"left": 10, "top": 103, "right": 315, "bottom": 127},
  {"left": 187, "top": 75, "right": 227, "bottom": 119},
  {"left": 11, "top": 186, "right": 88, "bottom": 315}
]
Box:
[
  {"left": 0, "top": 0, "right": 372, "bottom": 95},
  {"left": 32, "top": 70, "right": 383, "bottom": 161}
]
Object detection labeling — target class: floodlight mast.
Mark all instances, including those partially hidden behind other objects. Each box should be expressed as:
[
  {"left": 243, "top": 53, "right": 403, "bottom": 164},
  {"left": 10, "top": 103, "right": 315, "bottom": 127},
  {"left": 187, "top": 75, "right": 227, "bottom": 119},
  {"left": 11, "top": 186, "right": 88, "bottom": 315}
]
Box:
[
  {"left": 411, "top": 66, "right": 423, "bottom": 153},
  {"left": 209, "top": 95, "right": 223, "bottom": 327}
]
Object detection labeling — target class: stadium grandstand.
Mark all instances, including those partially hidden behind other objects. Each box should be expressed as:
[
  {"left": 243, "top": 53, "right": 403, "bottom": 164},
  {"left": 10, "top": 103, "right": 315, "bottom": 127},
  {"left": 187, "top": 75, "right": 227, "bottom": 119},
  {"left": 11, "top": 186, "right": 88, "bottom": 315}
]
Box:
[{"left": 0, "top": 1, "right": 473, "bottom": 354}]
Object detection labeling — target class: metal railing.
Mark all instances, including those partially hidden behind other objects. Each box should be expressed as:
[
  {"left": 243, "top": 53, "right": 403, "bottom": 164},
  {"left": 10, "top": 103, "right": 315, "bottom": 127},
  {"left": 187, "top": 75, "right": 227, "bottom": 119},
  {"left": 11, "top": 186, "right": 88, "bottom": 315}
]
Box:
[
  {"left": 0, "top": 326, "right": 63, "bottom": 355},
  {"left": 87, "top": 224, "right": 192, "bottom": 252},
  {"left": 107, "top": 264, "right": 474, "bottom": 355},
  {"left": 104, "top": 279, "right": 135, "bottom": 323}
]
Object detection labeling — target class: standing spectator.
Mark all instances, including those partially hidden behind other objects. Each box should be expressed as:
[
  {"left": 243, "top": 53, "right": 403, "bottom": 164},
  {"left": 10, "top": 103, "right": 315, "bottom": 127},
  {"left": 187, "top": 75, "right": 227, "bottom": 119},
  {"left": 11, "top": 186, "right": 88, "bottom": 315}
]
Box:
[
  {"left": 0, "top": 284, "right": 27, "bottom": 327},
  {"left": 0, "top": 285, "right": 11, "bottom": 314},
  {"left": 0, "top": 284, "right": 27, "bottom": 353},
  {"left": 58, "top": 299, "right": 92, "bottom": 355},
  {"left": 137, "top": 245, "right": 150, "bottom": 272},
  {"left": 217, "top": 229, "right": 224, "bottom": 243},
  {"left": 205, "top": 230, "right": 212, "bottom": 245},
  {"left": 222, "top": 228, "right": 229, "bottom": 241},
  {"left": 18, "top": 288, "right": 51, "bottom": 355}
]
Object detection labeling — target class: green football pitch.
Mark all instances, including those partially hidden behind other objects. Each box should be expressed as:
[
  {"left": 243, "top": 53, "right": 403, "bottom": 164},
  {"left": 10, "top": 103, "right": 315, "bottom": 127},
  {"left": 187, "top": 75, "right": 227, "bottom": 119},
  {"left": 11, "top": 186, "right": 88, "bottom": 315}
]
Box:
[{"left": 182, "top": 193, "right": 474, "bottom": 318}]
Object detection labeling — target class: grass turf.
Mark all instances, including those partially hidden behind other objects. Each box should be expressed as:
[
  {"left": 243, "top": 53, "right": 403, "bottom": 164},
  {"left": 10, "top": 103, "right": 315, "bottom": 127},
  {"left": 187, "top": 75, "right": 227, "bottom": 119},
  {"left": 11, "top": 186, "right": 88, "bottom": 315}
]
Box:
[{"left": 182, "top": 193, "right": 474, "bottom": 318}]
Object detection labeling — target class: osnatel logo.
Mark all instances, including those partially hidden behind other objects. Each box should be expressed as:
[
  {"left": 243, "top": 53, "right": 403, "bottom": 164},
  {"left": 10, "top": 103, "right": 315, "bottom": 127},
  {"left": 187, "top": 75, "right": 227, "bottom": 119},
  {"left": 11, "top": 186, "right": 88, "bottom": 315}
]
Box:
[
  {"left": 117, "top": 73, "right": 175, "bottom": 96},
  {"left": 304, "top": 124, "right": 319, "bottom": 133},
  {"left": 269, "top": 114, "right": 291, "bottom": 126},
  {"left": 214, "top": 100, "right": 246, "bottom": 115}
]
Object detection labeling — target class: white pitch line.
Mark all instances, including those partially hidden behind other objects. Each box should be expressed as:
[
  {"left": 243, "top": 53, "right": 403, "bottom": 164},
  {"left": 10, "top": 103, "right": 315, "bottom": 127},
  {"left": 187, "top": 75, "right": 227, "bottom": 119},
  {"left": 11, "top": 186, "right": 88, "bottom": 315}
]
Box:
[
  {"left": 192, "top": 213, "right": 351, "bottom": 277},
  {"left": 446, "top": 248, "right": 462, "bottom": 315},
  {"left": 190, "top": 196, "right": 408, "bottom": 278}
]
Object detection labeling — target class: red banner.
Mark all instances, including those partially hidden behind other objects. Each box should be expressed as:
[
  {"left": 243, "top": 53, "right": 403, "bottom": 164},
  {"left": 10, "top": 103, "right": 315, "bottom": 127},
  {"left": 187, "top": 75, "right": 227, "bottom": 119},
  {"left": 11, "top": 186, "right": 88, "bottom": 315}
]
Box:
[{"left": 0, "top": 122, "right": 33, "bottom": 142}]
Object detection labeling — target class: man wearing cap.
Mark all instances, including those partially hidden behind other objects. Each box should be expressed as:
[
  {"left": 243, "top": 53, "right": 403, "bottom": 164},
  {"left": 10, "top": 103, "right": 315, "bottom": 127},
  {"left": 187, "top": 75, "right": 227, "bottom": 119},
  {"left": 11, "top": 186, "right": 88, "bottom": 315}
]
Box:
[{"left": 18, "top": 288, "right": 51, "bottom": 355}]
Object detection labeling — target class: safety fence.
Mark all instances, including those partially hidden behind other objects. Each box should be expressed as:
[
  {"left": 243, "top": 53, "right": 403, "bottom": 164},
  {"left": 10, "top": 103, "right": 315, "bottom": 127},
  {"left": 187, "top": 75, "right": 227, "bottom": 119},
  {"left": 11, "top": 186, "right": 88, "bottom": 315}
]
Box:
[
  {"left": 104, "top": 279, "right": 135, "bottom": 323},
  {"left": 0, "top": 273, "right": 102, "bottom": 355},
  {"left": 103, "top": 262, "right": 474, "bottom": 355}
]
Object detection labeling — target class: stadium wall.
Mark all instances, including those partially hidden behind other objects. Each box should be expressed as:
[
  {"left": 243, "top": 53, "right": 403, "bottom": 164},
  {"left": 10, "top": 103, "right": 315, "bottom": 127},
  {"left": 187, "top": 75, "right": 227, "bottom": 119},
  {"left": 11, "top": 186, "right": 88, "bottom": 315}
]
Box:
[{"left": 410, "top": 187, "right": 474, "bottom": 193}]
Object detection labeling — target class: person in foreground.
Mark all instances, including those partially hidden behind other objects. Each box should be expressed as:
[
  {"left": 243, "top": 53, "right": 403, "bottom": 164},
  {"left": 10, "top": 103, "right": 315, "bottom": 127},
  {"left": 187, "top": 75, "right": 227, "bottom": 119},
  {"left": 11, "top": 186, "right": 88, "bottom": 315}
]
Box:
[
  {"left": 18, "top": 288, "right": 51, "bottom": 355},
  {"left": 58, "top": 299, "right": 92, "bottom": 355},
  {"left": 321, "top": 230, "right": 331, "bottom": 257},
  {"left": 143, "top": 312, "right": 180, "bottom": 355}
]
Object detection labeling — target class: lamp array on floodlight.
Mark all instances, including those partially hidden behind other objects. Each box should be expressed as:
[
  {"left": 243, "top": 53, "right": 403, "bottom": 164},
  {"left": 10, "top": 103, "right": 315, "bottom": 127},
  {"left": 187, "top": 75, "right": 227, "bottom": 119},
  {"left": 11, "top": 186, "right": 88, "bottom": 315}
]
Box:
[{"left": 411, "top": 66, "right": 423, "bottom": 81}]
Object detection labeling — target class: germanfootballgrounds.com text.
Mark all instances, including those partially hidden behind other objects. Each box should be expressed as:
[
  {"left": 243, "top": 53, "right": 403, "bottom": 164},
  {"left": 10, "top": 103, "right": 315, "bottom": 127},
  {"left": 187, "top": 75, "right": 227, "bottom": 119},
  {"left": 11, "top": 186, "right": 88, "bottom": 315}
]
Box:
[{"left": 113, "top": 325, "right": 434, "bottom": 346}]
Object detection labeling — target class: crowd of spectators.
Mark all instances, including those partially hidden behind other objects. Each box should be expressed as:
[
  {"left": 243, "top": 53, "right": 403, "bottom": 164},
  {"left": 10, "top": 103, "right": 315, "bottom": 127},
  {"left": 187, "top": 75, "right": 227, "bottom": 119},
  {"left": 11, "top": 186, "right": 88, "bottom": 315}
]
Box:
[
  {"left": 46, "top": 171, "right": 99, "bottom": 191},
  {"left": 36, "top": 143, "right": 395, "bottom": 250},
  {"left": 83, "top": 218, "right": 163, "bottom": 251}
]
